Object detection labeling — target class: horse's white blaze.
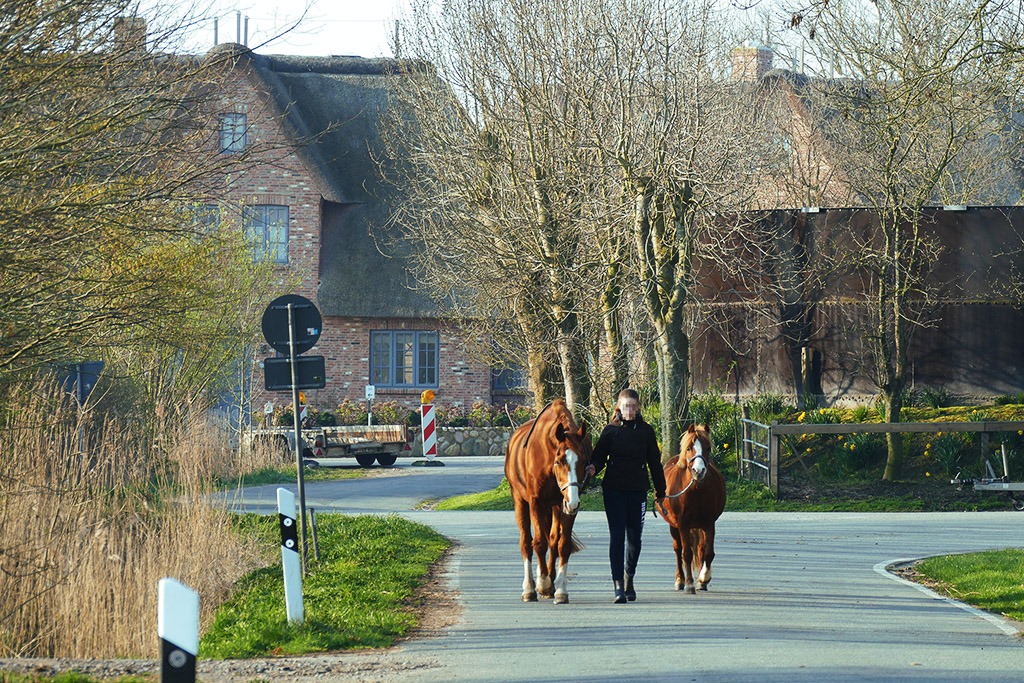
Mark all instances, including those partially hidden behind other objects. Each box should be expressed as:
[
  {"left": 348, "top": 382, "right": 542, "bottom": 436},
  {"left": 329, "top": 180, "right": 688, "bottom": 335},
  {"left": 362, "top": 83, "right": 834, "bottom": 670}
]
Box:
[
  {"left": 553, "top": 559, "right": 568, "bottom": 596},
  {"left": 564, "top": 449, "right": 580, "bottom": 511},
  {"left": 691, "top": 440, "right": 707, "bottom": 480},
  {"left": 698, "top": 562, "right": 710, "bottom": 584},
  {"left": 523, "top": 559, "right": 535, "bottom": 594}
]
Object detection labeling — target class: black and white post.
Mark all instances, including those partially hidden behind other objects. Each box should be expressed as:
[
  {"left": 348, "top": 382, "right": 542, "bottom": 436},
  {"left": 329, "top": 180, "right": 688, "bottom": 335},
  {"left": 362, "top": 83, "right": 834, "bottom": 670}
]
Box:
[
  {"left": 277, "top": 487, "right": 305, "bottom": 623},
  {"left": 158, "top": 578, "right": 198, "bottom": 683}
]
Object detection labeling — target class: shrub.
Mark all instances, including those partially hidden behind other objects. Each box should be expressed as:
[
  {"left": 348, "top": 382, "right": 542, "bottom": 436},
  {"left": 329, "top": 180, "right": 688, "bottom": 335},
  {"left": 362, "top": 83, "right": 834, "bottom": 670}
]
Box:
[
  {"left": 371, "top": 400, "right": 406, "bottom": 426},
  {"left": 335, "top": 399, "right": 368, "bottom": 426},
  {"left": 834, "top": 432, "right": 886, "bottom": 473},
  {"left": 468, "top": 402, "right": 496, "bottom": 427},
  {"left": 931, "top": 433, "right": 968, "bottom": 477},
  {"left": 851, "top": 404, "right": 874, "bottom": 422},
  {"left": 746, "top": 393, "right": 792, "bottom": 423},
  {"left": 804, "top": 408, "right": 841, "bottom": 425},
  {"left": 316, "top": 410, "right": 337, "bottom": 426},
  {"left": 689, "top": 388, "right": 733, "bottom": 427},
  {"left": 917, "top": 387, "right": 956, "bottom": 409}
]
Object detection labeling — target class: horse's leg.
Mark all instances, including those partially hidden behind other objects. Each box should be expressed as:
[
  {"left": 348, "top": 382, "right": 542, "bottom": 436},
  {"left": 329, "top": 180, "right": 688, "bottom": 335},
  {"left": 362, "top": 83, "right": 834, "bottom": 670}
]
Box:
[
  {"left": 532, "top": 501, "right": 554, "bottom": 598},
  {"left": 514, "top": 495, "right": 537, "bottom": 602},
  {"left": 551, "top": 509, "right": 572, "bottom": 604},
  {"left": 697, "top": 525, "right": 716, "bottom": 591},
  {"left": 681, "top": 526, "right": 696, "bottom": 594},
  {"left": 670, "top": 525, "right": 685, "bottom": 591}
]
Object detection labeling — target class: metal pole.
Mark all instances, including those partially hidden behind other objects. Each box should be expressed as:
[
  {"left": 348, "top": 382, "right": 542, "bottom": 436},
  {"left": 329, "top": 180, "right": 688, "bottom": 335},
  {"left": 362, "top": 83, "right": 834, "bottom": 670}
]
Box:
[
  {"left": 769, "top": 421, "right": 780, "bottom": 497},
  {"left": 310, "top": 507, "right": 320, "bottom": 562},
  {"left": 1002, "top": 443, "right": 1011, "bottom": 481},
  {"left": 287, "top": 304, "right": 309, "bottom": 573}
]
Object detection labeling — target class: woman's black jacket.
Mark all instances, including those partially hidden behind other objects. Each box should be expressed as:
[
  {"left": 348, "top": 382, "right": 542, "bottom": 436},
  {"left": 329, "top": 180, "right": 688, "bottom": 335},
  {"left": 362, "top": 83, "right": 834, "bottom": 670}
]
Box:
[{"left": 591, "top": 418, "right": 666, "bottom": 498}]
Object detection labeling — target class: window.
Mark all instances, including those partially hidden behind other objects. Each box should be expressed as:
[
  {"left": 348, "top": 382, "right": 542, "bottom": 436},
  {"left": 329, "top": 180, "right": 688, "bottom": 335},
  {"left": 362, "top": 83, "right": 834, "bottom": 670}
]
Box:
[
  {"left": 492, "top": 364, "right": 527, "bottom": 392},
  {"left": 219, "top": 113, "right": 247, "bottom": 152},
  {"left": 370, "top": 331, "right": 439, "bottom": 388},
  {"left": 243, "top": 205, "right": 289, "bottom": 263},
  {"left": 195, "top": 204, "right": 220, "bottom": 232}
]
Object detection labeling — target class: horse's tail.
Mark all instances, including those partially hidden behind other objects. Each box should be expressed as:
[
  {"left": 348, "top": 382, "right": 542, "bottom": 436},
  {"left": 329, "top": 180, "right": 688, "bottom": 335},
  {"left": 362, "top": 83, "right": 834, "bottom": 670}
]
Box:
[{"left": 569, "top": 530, "right": 585, "bottom": 555}]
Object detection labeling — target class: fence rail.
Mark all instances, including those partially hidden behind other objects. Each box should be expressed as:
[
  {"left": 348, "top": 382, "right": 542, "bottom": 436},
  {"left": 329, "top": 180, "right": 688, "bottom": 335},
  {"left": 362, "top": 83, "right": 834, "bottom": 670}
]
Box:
[{"left": 737, "top": 419, "right": 1024, "bottom": 496}]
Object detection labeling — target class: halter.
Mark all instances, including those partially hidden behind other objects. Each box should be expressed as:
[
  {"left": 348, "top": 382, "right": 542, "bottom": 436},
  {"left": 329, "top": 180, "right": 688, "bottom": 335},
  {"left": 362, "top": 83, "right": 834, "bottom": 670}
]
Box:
[{"left": 656, "top": 444, "right": 708, "bottom": 517}]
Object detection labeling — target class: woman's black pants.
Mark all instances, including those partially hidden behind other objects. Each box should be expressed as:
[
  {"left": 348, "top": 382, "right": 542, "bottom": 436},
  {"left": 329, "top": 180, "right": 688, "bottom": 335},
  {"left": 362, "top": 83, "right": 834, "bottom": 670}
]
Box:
[{"left": 602, "top": 487, "right": 647, "bottom": 583}]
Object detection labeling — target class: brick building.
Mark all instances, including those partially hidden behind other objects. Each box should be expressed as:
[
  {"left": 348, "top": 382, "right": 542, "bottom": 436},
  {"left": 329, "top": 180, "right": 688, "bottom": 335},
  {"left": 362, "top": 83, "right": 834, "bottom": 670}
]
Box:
[{"left": 208, "top": 44, "right": 520, "bottom": 416}]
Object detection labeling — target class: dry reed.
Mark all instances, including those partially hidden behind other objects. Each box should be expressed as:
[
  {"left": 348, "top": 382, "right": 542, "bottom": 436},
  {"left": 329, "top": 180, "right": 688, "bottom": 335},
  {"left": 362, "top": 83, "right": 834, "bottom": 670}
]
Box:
[{"left": 0, "top": 382, "right": 278, "bottom": 657}]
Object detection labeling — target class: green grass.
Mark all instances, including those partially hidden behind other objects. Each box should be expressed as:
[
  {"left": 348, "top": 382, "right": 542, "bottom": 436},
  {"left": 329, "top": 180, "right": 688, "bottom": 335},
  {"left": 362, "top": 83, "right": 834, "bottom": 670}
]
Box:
[
  {"left": 200, "top": 513, "right": 449, "bottom": 658},
  {"left": 214, "top": 463, "right": 372, "bottom": 489},
  {"left": 432, "top": 475, "right": 950, "bottom": 511},
  {"left": 915, "top": 549, "right": 1024, "bottom": 623}
]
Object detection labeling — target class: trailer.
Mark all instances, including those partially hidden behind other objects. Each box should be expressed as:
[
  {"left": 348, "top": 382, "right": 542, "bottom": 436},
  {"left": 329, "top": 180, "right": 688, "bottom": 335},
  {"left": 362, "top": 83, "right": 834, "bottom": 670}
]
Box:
[
  {"left": 951, "top": 444, "right": 1024, "bottom": 510},
  {"left": 246, "top": 424, "right": 411, "bottom": 467}
]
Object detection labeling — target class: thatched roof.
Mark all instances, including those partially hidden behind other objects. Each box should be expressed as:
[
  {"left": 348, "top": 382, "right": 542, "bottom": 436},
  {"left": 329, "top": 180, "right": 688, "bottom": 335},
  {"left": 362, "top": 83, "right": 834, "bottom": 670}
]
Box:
[{"left": 211, "top": 44, "right": 437, "bottom": 318}]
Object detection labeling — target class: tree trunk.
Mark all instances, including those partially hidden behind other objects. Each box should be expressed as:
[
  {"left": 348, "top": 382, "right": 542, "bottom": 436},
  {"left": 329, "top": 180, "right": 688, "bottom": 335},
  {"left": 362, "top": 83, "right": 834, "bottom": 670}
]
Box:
[
  {"left": 654, "top": 320, "right": 690, "bottom": 460},
  {"left": 882, "top": 391, "right": 905, "bottom": 481}
]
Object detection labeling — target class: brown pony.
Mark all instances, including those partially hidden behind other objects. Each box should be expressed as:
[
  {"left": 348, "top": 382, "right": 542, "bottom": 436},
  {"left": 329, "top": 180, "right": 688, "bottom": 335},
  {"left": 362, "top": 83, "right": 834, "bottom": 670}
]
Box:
[
  {"left": 658, "top": 424, "right": 726, "bottom": 593},
  {"left": 505, "top": 399, "right": 591, "bottom": 604}
]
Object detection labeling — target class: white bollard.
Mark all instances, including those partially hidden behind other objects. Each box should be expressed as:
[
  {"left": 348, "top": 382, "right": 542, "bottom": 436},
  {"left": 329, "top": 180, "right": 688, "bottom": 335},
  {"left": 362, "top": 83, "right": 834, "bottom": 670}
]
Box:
[
  {"left": 158, "top": 578, "right": 198, "bottom": 683},
  {"left": 277, "top": 487, "right": 304, "bottom": 623}
]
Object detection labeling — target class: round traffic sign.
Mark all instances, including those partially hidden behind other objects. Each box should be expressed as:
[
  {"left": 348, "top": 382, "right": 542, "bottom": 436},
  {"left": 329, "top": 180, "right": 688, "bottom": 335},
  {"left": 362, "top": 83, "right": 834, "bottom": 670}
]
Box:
[{"left": 261, "top": 294, "right": 322, "bottom": 355}]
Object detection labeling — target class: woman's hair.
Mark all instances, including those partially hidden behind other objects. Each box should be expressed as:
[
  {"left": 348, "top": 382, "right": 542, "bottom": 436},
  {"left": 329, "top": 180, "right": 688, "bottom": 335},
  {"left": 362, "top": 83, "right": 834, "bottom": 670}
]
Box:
[{"left": 611, "top": 388, "right": 642, "bottom": 426}]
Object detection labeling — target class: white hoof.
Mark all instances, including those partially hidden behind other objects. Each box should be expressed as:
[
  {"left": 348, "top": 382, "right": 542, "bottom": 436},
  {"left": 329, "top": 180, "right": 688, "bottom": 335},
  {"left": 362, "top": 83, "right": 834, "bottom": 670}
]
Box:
[{"left": 554, "top": 592, "right": 568, "bottom": 604}]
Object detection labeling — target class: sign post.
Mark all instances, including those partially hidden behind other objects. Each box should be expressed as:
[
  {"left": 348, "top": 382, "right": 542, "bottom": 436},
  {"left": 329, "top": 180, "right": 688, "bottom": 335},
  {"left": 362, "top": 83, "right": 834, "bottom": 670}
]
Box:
[
  {"left": 365, "top": 384, "right": 375, "bottom": 426},
  {"left": 261, "top": 294, "right": 325, "bottom": 575}
]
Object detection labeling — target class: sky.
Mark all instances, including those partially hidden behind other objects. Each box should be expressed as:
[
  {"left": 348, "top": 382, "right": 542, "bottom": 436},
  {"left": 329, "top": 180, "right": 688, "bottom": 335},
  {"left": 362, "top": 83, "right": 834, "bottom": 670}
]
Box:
[{"left": 156, "top": 0, "right": 407, "bottom": 57}]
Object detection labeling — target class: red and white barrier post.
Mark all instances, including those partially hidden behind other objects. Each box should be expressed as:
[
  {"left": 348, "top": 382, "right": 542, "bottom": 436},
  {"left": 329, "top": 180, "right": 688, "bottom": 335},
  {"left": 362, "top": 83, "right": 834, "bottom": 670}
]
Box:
[
  {"left": 421, "top": 403, "right": 437, "bottom": 460},
  {"left": 414, "top": 389, "right": 444, "bottom": 466}
]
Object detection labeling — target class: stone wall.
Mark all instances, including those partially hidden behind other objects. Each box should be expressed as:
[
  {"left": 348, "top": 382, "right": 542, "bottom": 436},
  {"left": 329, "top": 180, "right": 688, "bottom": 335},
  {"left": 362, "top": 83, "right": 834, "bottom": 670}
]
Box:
[{"left": 410, "top": 426, "right": 512, "bottom": 457}]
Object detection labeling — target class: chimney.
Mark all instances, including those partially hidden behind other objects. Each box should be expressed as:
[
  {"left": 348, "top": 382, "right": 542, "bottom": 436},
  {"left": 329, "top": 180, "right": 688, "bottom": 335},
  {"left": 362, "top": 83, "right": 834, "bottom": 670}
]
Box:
[
  {"left": 113, "top": 16, "right": 147, "bottom": 52},
  {"left": 731, "top": 43, "right": 773, "bottom": 82}
]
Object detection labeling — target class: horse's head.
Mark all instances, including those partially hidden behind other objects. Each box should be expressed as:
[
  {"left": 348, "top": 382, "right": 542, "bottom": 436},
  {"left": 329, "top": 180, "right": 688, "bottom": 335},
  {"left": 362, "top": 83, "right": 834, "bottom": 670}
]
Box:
[
  {"left": 678, "top": 424, "right": 712, "bottom": 482},
  {"left": 552, "top": 419, "right": 590, "bottom": 515}
]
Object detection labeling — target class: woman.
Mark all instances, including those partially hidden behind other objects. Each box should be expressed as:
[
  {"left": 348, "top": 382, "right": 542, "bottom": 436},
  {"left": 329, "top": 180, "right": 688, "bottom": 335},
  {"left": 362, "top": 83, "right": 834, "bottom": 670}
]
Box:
[{"left": 586, "top": 388, "right": 666, "bottom": 603}]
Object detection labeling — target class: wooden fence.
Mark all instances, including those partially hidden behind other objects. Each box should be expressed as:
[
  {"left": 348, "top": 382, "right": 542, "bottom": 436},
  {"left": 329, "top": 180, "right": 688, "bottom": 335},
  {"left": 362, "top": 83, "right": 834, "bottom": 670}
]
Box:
[{"left": 740, "top": 419, "right": 1024, "bottom": 495}]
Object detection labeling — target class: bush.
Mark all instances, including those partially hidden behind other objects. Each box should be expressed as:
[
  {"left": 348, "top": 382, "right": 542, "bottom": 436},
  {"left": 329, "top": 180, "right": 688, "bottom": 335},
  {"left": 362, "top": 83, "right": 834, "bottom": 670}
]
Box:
[
  {"left": 689, "top": 388, "right": 733, "bottom": 427},
  {"left": 335, "top": 399, "right": 368, "bottom": 426},
  {"left": 371, "top": 400, "right": 406, "bottom": 426},
  {"left": 834, "top": 432, "right": 886, "bottom": 473},
  {"left": 850, "top": 404, "right": 874, "bottom": 422},
  {"left": 746, "top": 393, "right": 792, "bottom": 423},
  {"left": 804, "top": 408, "right": 841, "bottom": 425},
  {"left": 917, "top": 387, "right": 956, "bottom": 409},
  {"left": 930, "top": 433, "right": 968, "bottom": 477},
  {"left": 994, "top": 392, "right": 1024, "bottom": 405}
]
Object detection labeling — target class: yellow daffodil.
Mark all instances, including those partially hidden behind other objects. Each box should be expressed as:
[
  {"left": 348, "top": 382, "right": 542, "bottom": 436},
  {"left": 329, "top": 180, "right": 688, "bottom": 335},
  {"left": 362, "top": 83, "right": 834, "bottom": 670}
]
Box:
[
  {"left": 850, "top": 444, "right": 855, "bottom": 450},
  {"left": 926, "top": 472, "right": 931, "bottom": 477},
  {"left": 926, "top": 443, "right": 931, "bottom": 449},
  {"left": 798, "top": 412, "right": 806, "bottom": 422},
  {"left": 806, "top": 447, "right": 812, "bottom": 453}
]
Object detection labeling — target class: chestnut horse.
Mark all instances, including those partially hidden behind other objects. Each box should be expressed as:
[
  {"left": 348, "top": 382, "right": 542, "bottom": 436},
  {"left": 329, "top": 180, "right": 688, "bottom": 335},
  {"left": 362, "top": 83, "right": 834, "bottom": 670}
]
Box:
[
  {"left": 657, "top": 424, "right": 726, "bottom": 593},
  {"left": 505, "top": 399, "right": 591, "bottom": 604}
]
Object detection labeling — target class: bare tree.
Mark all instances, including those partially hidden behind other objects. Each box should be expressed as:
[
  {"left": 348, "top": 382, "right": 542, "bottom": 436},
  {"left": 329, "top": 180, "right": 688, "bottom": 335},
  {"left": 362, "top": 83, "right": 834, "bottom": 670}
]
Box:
[{"left": 782, "top": 0, "right": 1023, "bottom": 478}]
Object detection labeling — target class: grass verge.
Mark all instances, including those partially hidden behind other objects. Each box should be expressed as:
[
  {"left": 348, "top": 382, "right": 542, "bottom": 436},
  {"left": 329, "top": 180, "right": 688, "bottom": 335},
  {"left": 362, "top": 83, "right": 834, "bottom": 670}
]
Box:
[
  {"left": 200, "top": 513, "right": 449, "bottom": 658},
  {"left": 913, "top": 549, "right": 1024, "bottom": 623},
  {"left": 214, "top": 463, "right": 374, "bottom": 489},
  {"left": 432, "top": 476, "right": 997, "bottom": 512},
  {"left": 0, "top": 675, "right": 150, "bottom": 683}
]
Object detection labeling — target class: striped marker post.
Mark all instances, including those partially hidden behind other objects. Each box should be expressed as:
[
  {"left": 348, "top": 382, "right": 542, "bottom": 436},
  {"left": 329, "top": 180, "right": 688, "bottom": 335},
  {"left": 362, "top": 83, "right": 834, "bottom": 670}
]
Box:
[
  {"left": 277, "top": 487, "right": 304, "bottom": 623},
  {"left": 158, "top": 578, "right": 198, "bottom": 683},
  {"left": 421, "top": 403, "right": 437, "bottom": 460}
]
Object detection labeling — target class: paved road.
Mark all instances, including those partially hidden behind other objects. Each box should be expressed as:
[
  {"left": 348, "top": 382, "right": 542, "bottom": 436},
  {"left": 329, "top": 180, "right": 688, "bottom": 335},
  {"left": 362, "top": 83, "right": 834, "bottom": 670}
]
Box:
[{"left": 231, "top": 457, "right": 1024, "bottom": 682}]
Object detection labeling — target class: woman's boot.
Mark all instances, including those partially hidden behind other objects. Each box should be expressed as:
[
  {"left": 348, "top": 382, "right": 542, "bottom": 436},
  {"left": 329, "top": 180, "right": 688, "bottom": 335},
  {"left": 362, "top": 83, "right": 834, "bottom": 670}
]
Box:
[
  {"left": 624, "top": 573, "right": 636, "bottom": 602},
  {"left": 612, "top": 580, "right": 626, "bottom": 603}
]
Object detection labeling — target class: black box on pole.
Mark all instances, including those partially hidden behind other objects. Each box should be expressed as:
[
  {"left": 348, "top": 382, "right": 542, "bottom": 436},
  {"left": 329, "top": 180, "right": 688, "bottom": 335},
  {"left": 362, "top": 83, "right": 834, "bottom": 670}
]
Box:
[{"left": 263, "top": 356, "right": 327, "bottom": 391}]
